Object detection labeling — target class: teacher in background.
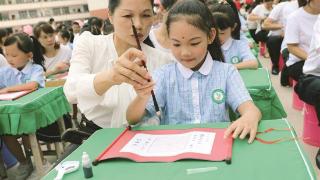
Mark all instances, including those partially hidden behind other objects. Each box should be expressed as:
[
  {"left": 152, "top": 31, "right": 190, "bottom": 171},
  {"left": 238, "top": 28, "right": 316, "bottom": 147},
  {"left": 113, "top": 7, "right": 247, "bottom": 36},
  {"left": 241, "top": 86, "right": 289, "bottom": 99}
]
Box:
[{"left": 64, "top": 0, "right": 172, "bottom": 132}]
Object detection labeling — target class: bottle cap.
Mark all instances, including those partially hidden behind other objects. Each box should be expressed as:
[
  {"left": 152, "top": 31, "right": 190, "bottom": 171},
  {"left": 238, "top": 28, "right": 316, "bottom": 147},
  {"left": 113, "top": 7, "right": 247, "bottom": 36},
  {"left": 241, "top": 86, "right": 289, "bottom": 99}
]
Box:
[{"left": 82, "top": 152, "right": 90, "bottom": 165}]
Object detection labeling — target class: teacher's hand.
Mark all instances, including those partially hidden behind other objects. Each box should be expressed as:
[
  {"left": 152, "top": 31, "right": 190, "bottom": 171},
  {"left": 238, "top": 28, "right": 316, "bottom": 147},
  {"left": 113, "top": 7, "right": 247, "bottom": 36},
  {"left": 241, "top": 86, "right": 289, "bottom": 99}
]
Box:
[
  {"left": 109, "top": 48, "right": 151, "bottom": 86},
  {"left": 94, "top": 48, "right": 151, "bottom": 96}
]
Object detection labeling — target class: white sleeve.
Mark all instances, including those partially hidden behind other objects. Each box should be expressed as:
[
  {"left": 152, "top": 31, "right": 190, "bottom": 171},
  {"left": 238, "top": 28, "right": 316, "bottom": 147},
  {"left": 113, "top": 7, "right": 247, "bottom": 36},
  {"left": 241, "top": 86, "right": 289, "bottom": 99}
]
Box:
[
  {"left": 268, "top": 4, "right": 282, "bottom": 21},
  {"left": 251, "top": 5, "right": 260, "bottom": 16},
  {"left": 314, "top": 17, "right": 320, "bottom": 50},
  {"left": 63, "top": 32, "right": 101, "bottom": 106},
  {"left": 284, "top": 14, "right": 300, "bottom": 45}
]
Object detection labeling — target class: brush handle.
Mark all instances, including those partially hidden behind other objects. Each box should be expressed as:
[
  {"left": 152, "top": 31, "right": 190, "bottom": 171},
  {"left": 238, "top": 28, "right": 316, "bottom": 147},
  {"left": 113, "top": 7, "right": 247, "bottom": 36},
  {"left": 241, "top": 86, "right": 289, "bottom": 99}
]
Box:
[{"left": 131, "top": 20, "right": 161, "bottom": 118}]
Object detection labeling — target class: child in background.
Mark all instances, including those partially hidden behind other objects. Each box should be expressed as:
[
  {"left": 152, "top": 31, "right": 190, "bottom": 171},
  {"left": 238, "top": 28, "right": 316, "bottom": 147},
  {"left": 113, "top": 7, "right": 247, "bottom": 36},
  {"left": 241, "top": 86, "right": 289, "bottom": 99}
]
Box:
[
  {"left": 0, "top": 33, "right": 44, "bottom": 94},
  {"left": 57, "top": 29, "right": 73, "bottom": 49},
  {"left": 33, "top": 22, "right": 72, "bottom": 77},
  {"left": 211, "top": 4, "right": 258, "bottom": 69},
  {"left": 127, "top": 0, "right": 261, "bottom": 143},
  {"left": 0, "top": 28, "right": 8, "bottom": 55},
  {"left": 148, "top": 0, "right": 177, "bottom": 53},
  {"left": 0, "top": 33, "right": 45, "bottom": 179}
]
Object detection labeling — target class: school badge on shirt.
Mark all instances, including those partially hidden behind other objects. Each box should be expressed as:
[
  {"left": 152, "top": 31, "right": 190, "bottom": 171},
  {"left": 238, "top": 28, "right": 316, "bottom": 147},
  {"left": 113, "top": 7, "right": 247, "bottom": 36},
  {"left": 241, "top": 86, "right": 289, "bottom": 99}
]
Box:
[
  {"left": 231, "top": 56, "right": 240, "bottom": 64},
  {"left": 212, "top": 89, "right": 225, "bottom": 104}
]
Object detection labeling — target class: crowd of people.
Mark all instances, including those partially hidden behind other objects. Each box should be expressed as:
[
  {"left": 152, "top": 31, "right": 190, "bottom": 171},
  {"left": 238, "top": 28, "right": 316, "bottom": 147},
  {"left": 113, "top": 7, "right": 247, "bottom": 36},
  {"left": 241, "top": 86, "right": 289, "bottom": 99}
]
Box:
[{"left": 0, "top": 0, "right": 319, "bottom": 179}]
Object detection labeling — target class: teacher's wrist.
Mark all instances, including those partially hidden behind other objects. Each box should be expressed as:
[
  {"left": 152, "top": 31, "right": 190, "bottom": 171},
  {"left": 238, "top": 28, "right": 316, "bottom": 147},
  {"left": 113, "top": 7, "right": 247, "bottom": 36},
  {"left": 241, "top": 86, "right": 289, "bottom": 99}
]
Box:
[{"left": 94, "top": 70, "right": 116, "bottom": 95}]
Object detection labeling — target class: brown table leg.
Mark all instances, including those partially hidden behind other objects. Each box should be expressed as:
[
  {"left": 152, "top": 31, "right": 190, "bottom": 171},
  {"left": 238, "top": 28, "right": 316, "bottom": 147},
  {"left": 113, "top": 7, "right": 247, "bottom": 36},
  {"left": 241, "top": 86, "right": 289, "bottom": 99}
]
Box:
[
  {"left": 72, "top": 104, "right": 80, "bottom": 128},
  {"left": 56, "top": 118, "right": 67, "bottom": 157},
  {"left": 28, "top": 133, "right": 44, "bottom": 177}
]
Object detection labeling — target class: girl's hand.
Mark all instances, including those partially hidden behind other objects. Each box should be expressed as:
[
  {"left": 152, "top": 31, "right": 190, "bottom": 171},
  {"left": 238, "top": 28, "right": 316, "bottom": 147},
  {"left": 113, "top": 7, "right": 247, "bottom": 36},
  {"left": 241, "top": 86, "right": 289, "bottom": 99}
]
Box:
[
  {"left": 108, "top": 48, "right": 151, "bottom": 87},
  {"left": 133, "top": 80, "right": 155, "bottom": 99},
  {"left": 224, "top": 101, "right": 261, "bottom": 143},
  {"left": 0, "top": 88, "right": 8, "bottom": 94},
  {"left": 224, "top": 113, "right": 260, "bottom": 143}
]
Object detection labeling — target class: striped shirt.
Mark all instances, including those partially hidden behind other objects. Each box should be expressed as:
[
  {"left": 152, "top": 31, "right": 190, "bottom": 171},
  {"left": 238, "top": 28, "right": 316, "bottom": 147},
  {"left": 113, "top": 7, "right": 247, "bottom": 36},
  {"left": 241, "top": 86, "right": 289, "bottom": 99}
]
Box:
[
  {"left": 0, "top": 62, "right": 45, "bottom": 89},
  {"left": 222, "top": 38, "right": 256, "bottom": 65},
  {"left": 144, "top": 52, "right": 252, "bottom": 125}
]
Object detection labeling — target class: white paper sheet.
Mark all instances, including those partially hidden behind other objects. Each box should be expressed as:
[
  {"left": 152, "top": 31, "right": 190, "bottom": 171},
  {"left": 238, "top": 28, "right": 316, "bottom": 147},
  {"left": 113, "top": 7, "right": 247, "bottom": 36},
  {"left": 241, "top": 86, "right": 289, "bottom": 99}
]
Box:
[{"left": 120, "top": 131, "right": 215, "bottom": 157}]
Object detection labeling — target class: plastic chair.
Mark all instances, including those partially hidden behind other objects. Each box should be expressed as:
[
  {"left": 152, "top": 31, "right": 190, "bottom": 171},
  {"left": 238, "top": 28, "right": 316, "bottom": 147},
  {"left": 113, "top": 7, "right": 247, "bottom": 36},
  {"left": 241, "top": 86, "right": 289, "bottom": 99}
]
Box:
[
  {"left": 259, "top": 42, "right": 266, "bottom": 56},
  {"left": 303, "top": 104, "right": 320, "bottom": 147},
  {"left": 278, "top": 54, "right": 285, "bottom": 71}
]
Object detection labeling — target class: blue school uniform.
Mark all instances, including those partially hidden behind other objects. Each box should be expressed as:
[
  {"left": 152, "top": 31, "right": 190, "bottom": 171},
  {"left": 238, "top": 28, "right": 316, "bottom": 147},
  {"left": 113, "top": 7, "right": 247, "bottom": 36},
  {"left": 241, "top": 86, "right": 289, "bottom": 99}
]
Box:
[
  {"left": 222, "top": 38, "right": 256, "bottom": 65},
  {"left": 0, "top": 62, "right": 45, "bottom": 89},
  {"left": 143, "top": 52, "right": 252, "bottom": 125}
]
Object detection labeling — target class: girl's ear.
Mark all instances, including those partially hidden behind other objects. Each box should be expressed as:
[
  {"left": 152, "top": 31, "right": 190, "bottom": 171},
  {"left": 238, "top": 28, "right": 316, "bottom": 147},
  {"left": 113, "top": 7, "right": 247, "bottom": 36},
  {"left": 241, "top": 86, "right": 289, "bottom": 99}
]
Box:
[
  {"left": 27, "top": 52, "right": 33, "bottom": 59},
  {"left": 208, "top": 28, "right": 216, "bottom": 44}
]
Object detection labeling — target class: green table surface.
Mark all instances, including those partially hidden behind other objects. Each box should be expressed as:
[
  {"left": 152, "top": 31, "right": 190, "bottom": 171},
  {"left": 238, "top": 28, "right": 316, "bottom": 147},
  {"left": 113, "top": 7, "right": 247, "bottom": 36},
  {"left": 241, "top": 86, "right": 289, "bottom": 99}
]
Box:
[
  {"left": 43, "top": 119, "right": 316, "bottom": 180},
  {"left": 240, "top": 68, "right": 271, "bottom": 90},
  {"left": 238, "top": 68, "right": 287, "bottom": 120},
  {"left": 0, "top": 87, "right": 71, "bottom": 135}
]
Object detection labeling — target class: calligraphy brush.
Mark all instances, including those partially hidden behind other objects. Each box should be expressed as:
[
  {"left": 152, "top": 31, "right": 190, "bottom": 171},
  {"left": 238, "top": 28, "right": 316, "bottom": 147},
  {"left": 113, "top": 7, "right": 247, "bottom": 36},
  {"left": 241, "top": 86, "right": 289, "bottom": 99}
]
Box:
[{"left": 131, "top": 18, "right": 161, "bottom": 119}]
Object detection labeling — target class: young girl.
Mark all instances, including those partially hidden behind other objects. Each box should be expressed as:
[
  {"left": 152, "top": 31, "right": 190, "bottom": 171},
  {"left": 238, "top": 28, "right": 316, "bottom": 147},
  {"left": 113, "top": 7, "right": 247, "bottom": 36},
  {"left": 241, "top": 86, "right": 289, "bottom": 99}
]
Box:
[
  {"left": 0, "top": 33, "right": 45, "bottom": 94},
  {"left": 127, "top": 0, "right": 261, "bottom": 143},
  {"left": 33, "top": 22, "right": 72, "bottom": 77},
  {"left": 0, "top": 33, "right": 45, "bottom": 179},
  {"left": 211, "top": 4, "right": 258, "bottom": 69},
  {"left": 57, "top": 29, "right": 72, "bottom": 49}
]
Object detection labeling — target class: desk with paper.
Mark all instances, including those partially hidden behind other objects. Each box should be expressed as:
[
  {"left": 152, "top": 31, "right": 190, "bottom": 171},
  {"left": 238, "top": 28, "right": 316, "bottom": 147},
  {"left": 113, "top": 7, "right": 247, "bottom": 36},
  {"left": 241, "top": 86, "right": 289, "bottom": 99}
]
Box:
[
  {"left": 92, "top": 128, "right": 232, "bottom": 164},
  {"left": 43, "top": 119, "right": 316, "bottom": 180}
]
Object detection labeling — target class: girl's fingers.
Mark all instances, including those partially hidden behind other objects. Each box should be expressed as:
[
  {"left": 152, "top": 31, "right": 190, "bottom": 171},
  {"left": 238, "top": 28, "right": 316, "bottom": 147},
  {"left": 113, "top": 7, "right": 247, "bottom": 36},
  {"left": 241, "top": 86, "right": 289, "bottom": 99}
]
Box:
[
  {"left": 239, "top": 128, "right": 250, "bottom": 140},
  {"left": 224, "top": 123, "right": 237, "bottom": 138},
  {"left": 248, "top": 128, "right": 257, "bottom": 144},
  {"left": 232, "top": 125, "right": 244, "bottom": 139}
]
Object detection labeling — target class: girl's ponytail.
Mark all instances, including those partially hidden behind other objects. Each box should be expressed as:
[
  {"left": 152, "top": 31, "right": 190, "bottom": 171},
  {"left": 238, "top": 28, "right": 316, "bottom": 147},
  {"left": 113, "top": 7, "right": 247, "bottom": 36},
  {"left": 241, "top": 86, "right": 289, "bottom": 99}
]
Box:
[
  {"left": 30, "top": 36, "right": 45, "bottom": 70},
  {"left": 208, "top": 36, "right": 224, "bottom": 62}
]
